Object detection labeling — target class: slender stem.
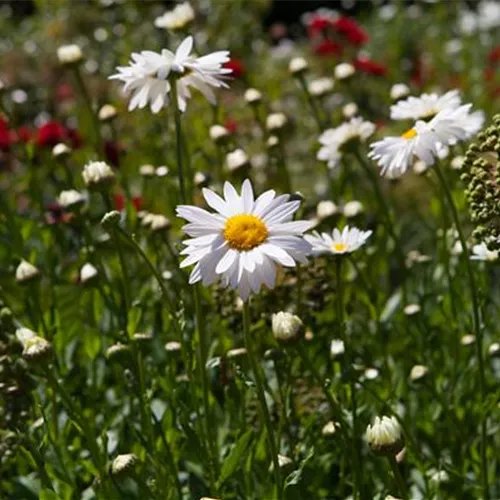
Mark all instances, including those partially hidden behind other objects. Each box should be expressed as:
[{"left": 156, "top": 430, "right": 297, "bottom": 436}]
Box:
[
  {"left": 170, "top": 81, "right": 188, "bottom": 204},
  {"left": 242, "top": 301, "right": 282, "bottom": 499},
  {"left": 278, "top": 139, "right": 292, "bottom": 193},
  {"left": 388, "top": 455, "right": 408, "bottom": 500},
  {"left": 296, "top": 74, "right": 323, "bottom": 132},
  {"left": 433, "top": 161, "right": 489, "bottom": 499},
  {"left": 113, "top": 228, "right": 131, "bottom": 330},
  {"left": 296, "top": 264, "right": 303, "bottom": 317}
]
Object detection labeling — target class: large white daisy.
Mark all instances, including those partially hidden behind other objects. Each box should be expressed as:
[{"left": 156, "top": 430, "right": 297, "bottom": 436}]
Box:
[
  {"left": 317, "top": 117, "right": 376, "bottom": 169},
  {"left": 176, "top": 180, "right": 313, "bottom": 300},
  {"left": 369, "top": 104, "right": 472, "bottom": 178},
  {"left": 390, "top": 90, "right": 462, "bottom": 121},
  {"left": 109, "top": 36, "right": 231, "bottom": 113},
  {"left": 305, "top": 225, "right": 372, "bottom": 255}
]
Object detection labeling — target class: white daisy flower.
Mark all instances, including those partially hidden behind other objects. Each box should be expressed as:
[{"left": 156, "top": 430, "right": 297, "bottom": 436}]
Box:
[
  {"left": 390, "top": 83, "right": 410, "bottom": 101},
  {"left": 176, "top": 179, "right": 313, "bottom": 300},
  {"left": 317, "top": 117, "right": 376, "bottom": 169},
  {"left": 369, "top": 105, "right": 472, "bottom": 178},
  {"left": 109, "top": 36, "right": 231, "bottom": 113},
  {"left": 154, "top": 2, "right": 195, "bottom": 31},
  {"left": 391, "top": 89, "right": 462, "bottom": 121},
  {"left": 305, "top": 225, "right": 372, "bottom": 255},
  {"left": 308, "top": 77, "right": 334, "bottom": 97},
  {"left": 471, "top": 242, "right": 498, "bottom": 262}
]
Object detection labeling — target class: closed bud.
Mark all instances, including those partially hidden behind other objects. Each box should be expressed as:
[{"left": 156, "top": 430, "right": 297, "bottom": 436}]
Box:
[
  {"left": 266, "top": 113, "right": 288, "bottom": 132},
  {"left": 58, "top": 190, "right": 86, "bottom": 210},
  {"left": 80, "top": 263, "right": 99, "bottom": 285},
  {"left": 57, "top": 44, "right": 83, "bottom": 65},
  {"left": 101, "top": 210, "right": 121, "bottom": 229},
  {"left": 366, "top": 415, "right": 404, "bottom": 455},
  {"left": 110, "top": 453, "right": 138, "bottom": 476},
  {"left": 209, "top": 124, "right": 230, "bottom": 145},
  {"left": 139, "top": 164, "right": 156, "bottom": 177},
  {"left": 22, "top": 336, "right": 53, "bottom": 365},
  {"left": 334, "top": 63, "right": 355, "bottom": 80},
  {"left": 98, "top": 104, "right": 117, "bottom": 122},
  {"left": 226, "top": 149, "right": 250, "bottom": 172},
  {"left": 82, "top": 161, "right": 115, "bottom": 189},
  {"left": 330, "top": 339, "right": 345, "bottom": 359},
  {"left": 106, "top": 343, "right": 132, "bottom": 363},
  {"left": 244, "top": 88, "right": 262, "bottom": 105},
  {"left": 409, "top": 364, "right": 428, "bottom": 382},
  {"left": 289, "top": 57, "right": 308, "bottom": 75},
  {"left": 133, "top": 332, "right": 153, "bottom": 343},
  {"left": 271, "top": 311, "right": 303, "bottom": 343},
  {"left": 15, "top": 261, "right": 40, "bottom": 284},
  {"left": 308, "top": 78, "right": 334, "bottom": 98},
  {"left": 52, "top": 143, "right": 71, "bottom": 158}
]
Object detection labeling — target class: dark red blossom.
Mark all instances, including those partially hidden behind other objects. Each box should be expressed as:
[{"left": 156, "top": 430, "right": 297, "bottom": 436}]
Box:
[
  {"left": 104, "top": 140, "right": 122, "bottom": 167},
  {"left": 0, "top": 119, "right": 12, "bottom": 151},
  {"left": 114, "top": 193, "right": 142, "bottom": 212},
  {"left": 223, "top": 59, "right": 245, "bottom": 79},
  {"left": 16, "top": 126, "right": 33, "bottom": 144},
  {"left": 224, "top": 118, "right": 238, "bottom": 134},
  {"left": 314, "top": 39, "right": 343, "bottom": 57},
  {"left": 354, "top": 57, "right": 387, "bottom": 77},
  {"left": 307, "top": 16, "right": 332, "bottom": 37},
  {"left": 36, "top": 121, "right": 66, "bottom": 147},
  {"left": 333, "top": 17, "right": 369, "bottom": 46},
  {"left": 488, "top": 46, "right": 500, "bottom": 65}
]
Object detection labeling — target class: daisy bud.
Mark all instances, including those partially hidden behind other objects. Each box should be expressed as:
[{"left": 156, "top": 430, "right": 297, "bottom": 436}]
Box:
[
  {"left": 58, "top": 190, "right": 86, "bottom": 210},
  {"left": 15, "top": 261, "right": 40, "bottom": 284},
  {"left": 244, "top": 88, "right": 262, "bottom": 105},
  {"left": 80, "top": 263, "right": 98, "bottom": 285},
  {"left": 317, "top": 200, "right": 338, "bottom": 220},
  {"left": 403, "top": 304, "right": 421, "bottom": 316},
  {"left": 428, "top": 468, "right": 449, "bottom": 485},
  {"left": 272, "top": 311, "right": 303, "bottom": 344},
  {"left": 226, "top": 347, "right": 247, "bottom": 360},
  {"left": 101, "top": 210, "right": 121, "bottom": 229},
  {"left": 82, "top": 161, "right": 115, "bottom": 189},
  {"left": 194, "top": 171, "right": 210, "bottom": 188},
  {"left": 322, "top": 420, "right": 340, "bottom": 436},
  {"left": 154, "top": 2, "right": 195, "bottom": 31},
  {"left": 342, "top": 102, "right": 358, "bottom": 119},
  {"left": 461, "top": 334, "right": 475, "bottom": 346},
  {"left": 226, "top": 149, "right": 250, "bottom": 172},
  {"left": 334, "top": 63, "right": 355, "bottom": 80},
  {"left": 209, "top": 124, "right": 230, "bottom": 145},
  {"left": 364, "top": 367, "right": 379, "bottom": 380},
  {"left": 366, "top": 415, "right": 404, "bottom": 455},
  {"left": 451, "top": 155, "right": 464, "bottom": 170},
  {"left": 110, "top": 453, "right": 138, "bottom": 477},
  {"left": 266, "top": 112, "right": 288, "bottom": 132},
  {"left": 267, "top": 135, "right": 280, "bottom": 150},
  {"left": 150, "top": 214, "right": 172, "bottom": 233},
  {"left": 330, "top": 339, "right": 345, "bottom": 359},
  {"left": 165, "top": 341, "right": 182, "bottom": 353},
  {"left": 21, "top": 335, "right": 53, "bottom": 365},
  {"left": 288, "top": 57, "right": 308, "bottom": 75},
  {"left": 308, "top": 78, "right": 334, "bottom": 98},
  {"left": 488, "top": 342, "right": 500, "bottom": 358},
  {"left": 52, "top": 143, "right": 71, "bottom": 158},
  {"left": 57, "top": 44, "right": 83, "bottom": 65},
  {"left": 413, "top": 160, "right": 429, "bottom": 175},
  {"left": 98, "top": 104, "right": 117, "bottom": 122},
  {"left": 390, "top": 83, "right": 410, "bottom": 101},
  {"left": 139, "top": 164, "right": 156, "bottom": 177},
  {"left": 106, "top": 343, "right": 132, "bottom": 363},
  {"left": 343, "top": 200, "right": 363, "bottom": 218},
  {"left": 156, "top": 166, "right": 169, "bottom": 177},
  {"left": 409, "top": 364, "right": 428, "bottom": 382}
]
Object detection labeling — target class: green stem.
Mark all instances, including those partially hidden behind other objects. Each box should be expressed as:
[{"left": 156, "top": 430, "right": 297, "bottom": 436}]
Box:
[
  {"left": 243, "top": 301, "right": 282, "bottom": 499},
  {"left": 278, "top": 139, "right": 292, "bottom": 193},
  {"left": 433, "top": 161, "right": 489, "bottom": 499},
  {"left": 170, "top": 81, "right": 188, "bottom": 204},
  {"left": 113, "top": 228, "right": 131, "bottom": 330},
  {"left": 388, "top": 455, "right": 408, "bottom": 500},
  {"left": 296, "top": 74, "right": 323, "bottom": 132}
]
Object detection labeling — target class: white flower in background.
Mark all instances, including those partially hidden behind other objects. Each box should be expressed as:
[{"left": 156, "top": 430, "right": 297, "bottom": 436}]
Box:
[
  {"left": 461, "top": 334, "right": 475, "bottom": 346},
  {"left": 334, "top": 62, "right": 355, "bottom": 80},
  {"left": 16, "top": 329, "right": 52, "bottom": 364},
  {"left": 322, "top": 420, "right": 340, "bottom": 436},
  {"left": 330, "top": 339, "right": 345, "bottom": 358},
  {"left": 318, "top": 118, "right": 376, "bottom": 169},
  {"left": 471, "top": 242, "right": 498, "bottom": 261},
  {"left": 98, "top": 104, "right": 117, "bottom": 121},
  {"left": 404, "top": 304, "right": 421, "bottom": 316},
  {"left": 244, "top": 88, "right": 262, "bottom": 105},
  {"left": 272, "top": 311, "right": 303, "bottom": 343},
  {"left": 488, "top": 342, "right": 500, "bottom": 357},
  {"left": 139, "top": 164, "right": 156, "bottom": 177},
  {"left": 390, "top": 83, "right": 410, "bottom": 101},
  {"left": 226, "top": 149, "right": 249, "bottom": 172},
  {"left": 458, "top": 1, "right": 500, "bottom": 33},
  {"left": 308, "top": 77, "right": 334, "bottom": 97},
  {"left": 154, "top": 2, "right": 195, "bottom": 31},
  {"left": 82, "top": 161, "right": 115, "bottom": 187},
  {"left": 342, "top": 102, "right": 358, "bottom": 119},
  {"left": 316, "top": 200, "right": 338, "bottom": 220},
  {"left": 267, "top": 135, "right": 279, "bottom": 149},
  {"left": 305, "top": 225, "right": 372, "bottom": 255},
  {"left": 111, "top": 454, "right": 138, "bottom": 476},
  {"left": 194, "top": 171, "right": 209, "bottom": 187},
  {"left": 209, "top": 124, "right": 230, "bottom": 144},
  {"left": 366, "top": 415, "right": 403, "bottom": 454},
  {"left": 391, "top": 90, "right": 462, "bottom": 120},
  {"left": 110, "top": 36, "right": 231, "bottom": 113},
  {"left": 57, "top": 44, "right": 83, "bottom": 64},
  {"left": 343, "top": 200, "right": 364, "bottom": 218},
  {"left": 58, "top": 189, "right": 86, "bottom": 208},
  {"left": 16, "top": 261, "right": 40, "bottom": 283},
  {"left": 409, "top": 364, "right": 428, "bottom": 381},
  {"left": 80, "top": 263, "right": 99, "bottom": 284},
  {"left": 142, "top": 213, "right": 172, "bottom": 232},
  {"left": 176, "top": 179, "right": 313, "bottom": 300},
  {"left": 288, "top": 57, "right": 308, "bottom": 75},
  {"left": 428, "top": 468, "right": 450, "bottom": 485},
  {"left": 369, "top": 105, "right": 473, "bottom": 178},
  {"left": 266, "top": 112, "right": 287, "bottom": 132},
  {"left": 451, "top": 155, "right": 464, "bottom": 170},
  {"left": 52, "top": 143, "right": 71, "bottom": 158},
  {"left": 156, "top": 165, "right": 169, "bottom": 177}
]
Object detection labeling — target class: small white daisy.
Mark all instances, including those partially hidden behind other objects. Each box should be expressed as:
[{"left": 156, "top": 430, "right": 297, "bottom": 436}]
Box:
[
  {"left": 176, "top": 179, "right": 313, "bottom": 300},
  {"left": 391, "top": 89, "right": 462, "bottom": 121},
  {"left": 109, "top": 36, "right": 231, "bottom": 113},
  {"left": 317, "top": 117, "right": 376, "bottom": 169},
  {"left": 471, "top": 242, "right": 498, "bottom": 262},
  {"left": 369, "top": 105, "right": 473, "bottom": 178},
  {"left": 305, "top": 225, "right": 372, "bottom": 255},
  {"left": 154, "top": 2, "right": 195, "bottom": 31}
]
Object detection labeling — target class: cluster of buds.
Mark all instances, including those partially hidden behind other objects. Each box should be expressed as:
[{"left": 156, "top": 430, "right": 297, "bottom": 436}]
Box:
[{"left": 461, "top": 114, "right": 500, "bottom": 248}]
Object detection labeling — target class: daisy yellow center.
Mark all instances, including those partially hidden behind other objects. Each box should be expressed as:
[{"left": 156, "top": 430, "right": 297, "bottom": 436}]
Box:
[
  {"left": 223, "top": 214, "right": 268, "bottom": 251},
  {"left": 332, "top": 242, "right": 348, "bottom": 252},
  {"left": 402, "top": 128, "right": 417, "bottom": 140}
]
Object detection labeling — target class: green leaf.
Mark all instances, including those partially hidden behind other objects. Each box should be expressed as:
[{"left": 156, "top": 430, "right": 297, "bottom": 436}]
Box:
[
  {"left": 39, "top": 490, "right": 62, "bottom": 500},
  {"left": 217, "top": 429, "right": 254, "bottom": 487}
]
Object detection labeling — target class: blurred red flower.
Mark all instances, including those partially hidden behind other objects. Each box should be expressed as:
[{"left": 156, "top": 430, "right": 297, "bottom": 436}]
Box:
[
  {"left": 16, "top": 126, "right": 33, "bottom": 144},
  {"left": 224, "top": 118, "right": 238, "bottom": 134},
  {"left": 314, "top": 39, "right": 343, "bottom": 57},
  {"left": 0, "top": 119, "right": 12, "bottom": 151},
  {"left": 104, "top": 140, "right": 123, "bottom": 167},
  {"left": 56, "top": 83, "right": 75, "bottom": 102},
  {"left": 488, "top": 46, "right": 500, "bottom": 64},
  {"left": 354, "top": 57, "right": 387, "bottom": 76},
  {"left": 333, "top": 17, "right": 369, "bottom": 46},
  {"left": 114, "top": 193, "right": 142, "bottom": 212},
  {"left": 223, "top": 59, "right": 245, "bottom": 78},
  {"left": 36, "top": 120, "right": 66, "bottom": 147},
  {"left": 307, "top": 16, "right": 332, "bottom": 38}
]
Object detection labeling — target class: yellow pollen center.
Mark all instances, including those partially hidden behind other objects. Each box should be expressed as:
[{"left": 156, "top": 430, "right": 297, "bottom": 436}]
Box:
[
  {"left": 333, "top": 242, "right": 348, "bottom": 253},
  {"left": 223, "top": 214, "right": 268, "bottom": 251},
  {"left": 402, "top": 128, "right": 417, "bottom": 140}
]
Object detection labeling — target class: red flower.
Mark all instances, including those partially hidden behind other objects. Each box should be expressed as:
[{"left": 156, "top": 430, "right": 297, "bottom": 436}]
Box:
[
  {"left": 16, "top": 126, "right": 33, "bottom": 144},
  {"left": 104, "top": 140, "right": 122, "bottom": 167},
  {"left": 314, "top": 39, "right": 343, "bottom": 57},
  {"left": 223, "top": 59, "right": 245, "bottom": 79},
  {"left": 333, "top": 17, "right": 369, "bottom": 46},
  {"left": 354, "top": 57, "right": 387, "bottom": 76},
  {"left": 0, "top": 119, "right": 12, "bottom": 152},
  {"left": 36, "top": 120, "right": 66, "bottom": 147},
  {"left": 114, "top": 193, "right": 142, "bottom": 212},
  {"left": 307, "top": 16, "right": 333, "bottom": 38},
  {"left": 66, "top": 128, "right": 82, "bottom": 149},
  {"left": 224, "top": 118, "right": 238, "bottom": 134},
  {"left": 488, "top": 46, "right": 500, "bottom": 65},
  {"left": 56, "top": 83, "right": 75, "bottom": 102}
]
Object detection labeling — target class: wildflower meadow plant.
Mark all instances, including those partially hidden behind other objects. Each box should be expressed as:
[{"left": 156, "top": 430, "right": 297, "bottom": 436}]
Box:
[{"left": 1, "top": 2, "right": 499, "bottom": 500}]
